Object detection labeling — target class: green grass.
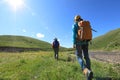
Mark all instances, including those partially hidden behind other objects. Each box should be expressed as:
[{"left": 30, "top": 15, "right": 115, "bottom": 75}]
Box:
[
  {"left": 90, "top": 28, "right": 120, "bottom": 51},
  {"left": 0, "top": 51, "right": 120, "bottom": 80}
]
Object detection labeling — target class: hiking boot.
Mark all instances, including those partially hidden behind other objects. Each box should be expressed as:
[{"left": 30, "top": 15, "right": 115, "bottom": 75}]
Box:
[
  {"left": 83, "top": 68, "right": 93, "bottom": 80},
  {"left": 87, "top": 71, "right": 93, "bottom": 80}
]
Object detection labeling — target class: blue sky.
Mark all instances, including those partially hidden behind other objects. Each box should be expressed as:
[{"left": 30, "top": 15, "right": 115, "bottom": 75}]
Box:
[{"left": 0, "top": 0, "right": 120, "bottom": 48}]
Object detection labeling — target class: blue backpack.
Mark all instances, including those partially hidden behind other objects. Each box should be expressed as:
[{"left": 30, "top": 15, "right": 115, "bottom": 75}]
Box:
[{"left": 53, "top": 40, "right": 59, "bottom": 48}]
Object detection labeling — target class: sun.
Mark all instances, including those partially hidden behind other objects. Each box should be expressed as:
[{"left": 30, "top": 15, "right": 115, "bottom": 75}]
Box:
[{"left": 6, "top": 0, "right": 24, "bottom": 11}]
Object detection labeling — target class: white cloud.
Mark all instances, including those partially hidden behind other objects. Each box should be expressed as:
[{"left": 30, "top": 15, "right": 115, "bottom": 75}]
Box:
[
  {"left": 36, "top": 33, "right": 44, "bottom": 38},
  {"left": 22, "top": 29, "right": 26, "bottom": 32}
]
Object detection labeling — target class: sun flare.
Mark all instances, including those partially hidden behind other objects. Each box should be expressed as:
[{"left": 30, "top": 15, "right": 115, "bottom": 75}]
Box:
[{"left": 6, "top": 0, "right": 24, "bottom": 11}]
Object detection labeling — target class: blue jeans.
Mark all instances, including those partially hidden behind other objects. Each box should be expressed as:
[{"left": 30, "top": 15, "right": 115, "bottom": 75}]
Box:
[{"left": 75, "top": 44, "right": 91, "bottom": 70}]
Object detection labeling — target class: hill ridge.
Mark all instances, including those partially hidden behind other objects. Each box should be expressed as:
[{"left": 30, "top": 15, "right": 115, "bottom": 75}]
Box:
[{"left": 90, "top": 28, "right": 120, "bottom": 51}]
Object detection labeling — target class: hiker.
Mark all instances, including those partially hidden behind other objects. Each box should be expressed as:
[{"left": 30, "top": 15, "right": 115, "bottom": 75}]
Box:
[
  {"left": 72, "top": 15, "right": 93, "bottom": 80},
  {"left": 52, "top": 38, "right": 60, "bottom": 60}
]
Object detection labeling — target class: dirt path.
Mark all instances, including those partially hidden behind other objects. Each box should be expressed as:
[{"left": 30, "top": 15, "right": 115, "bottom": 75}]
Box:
[{"left": 89, "top": 52, "right": 120, "bottom": 64}]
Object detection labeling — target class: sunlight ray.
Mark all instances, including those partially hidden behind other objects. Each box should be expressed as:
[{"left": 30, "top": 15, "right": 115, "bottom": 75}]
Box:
[{"left": 5, "top": 0, "right": 25, "bottom": 11}]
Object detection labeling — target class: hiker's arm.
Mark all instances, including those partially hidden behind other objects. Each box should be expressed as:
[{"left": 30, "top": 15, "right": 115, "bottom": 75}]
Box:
[
  {"left": 72, "top": 24, "right": 77, "bottom": 48},
  {"left": 52, "top": 42, "right": 54, "bottom": 48},
  {"left": 58, "top": 42, "right": 60, "bottom": 48}
]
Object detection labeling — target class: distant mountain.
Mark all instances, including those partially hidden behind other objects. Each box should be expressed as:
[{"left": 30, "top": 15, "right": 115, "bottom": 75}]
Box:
[{"left": 90, "top": 28, "right": 120, "bottom": 51}]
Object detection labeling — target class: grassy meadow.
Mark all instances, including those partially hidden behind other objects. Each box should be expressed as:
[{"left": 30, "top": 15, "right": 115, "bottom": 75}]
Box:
[{"left": 0, "top": 51, "right": 120, "bottom": 80}]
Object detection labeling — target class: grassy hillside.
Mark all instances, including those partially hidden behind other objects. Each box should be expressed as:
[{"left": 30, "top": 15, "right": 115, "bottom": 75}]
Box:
[
  {"left": 0, "top": 35, "right": 52, "bottom": 50},
  {"left": 0, "top": 51, "right": 120, "bottom": 80},
  {"left": 0, "top": 35, "right": 67, "bottom": 51},
  {"left": 90, "top": 28, "right": 120, "bottom": 51}
]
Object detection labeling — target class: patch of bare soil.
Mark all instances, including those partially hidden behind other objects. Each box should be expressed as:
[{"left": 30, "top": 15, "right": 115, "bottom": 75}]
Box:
[
  {"left": 0, "top": 47, "right": 41, "bottom": 52},
  {"left": 89, "top": 52, "right": 120, "bottom": 64}
]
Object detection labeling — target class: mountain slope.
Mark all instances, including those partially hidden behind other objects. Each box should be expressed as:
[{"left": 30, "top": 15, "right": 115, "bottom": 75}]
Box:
[
  {"left": 90, "top": 28, "right": 120, "bottom": 51},
  {"left": 0, "top": 35, "right": 52, "bottom": 51}
]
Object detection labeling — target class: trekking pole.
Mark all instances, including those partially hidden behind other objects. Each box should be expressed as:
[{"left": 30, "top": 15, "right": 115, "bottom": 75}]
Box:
[{"left": 91, "top": 28, "right": 97, "bottom": 32}]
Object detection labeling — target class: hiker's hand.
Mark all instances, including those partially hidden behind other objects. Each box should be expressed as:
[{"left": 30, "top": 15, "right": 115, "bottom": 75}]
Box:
[
  {"left": 73, "top": 44, "right": 76, "bottom": 48},
  {"left": 90, "top": 41, "right": 92, "bottom": 45}
]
